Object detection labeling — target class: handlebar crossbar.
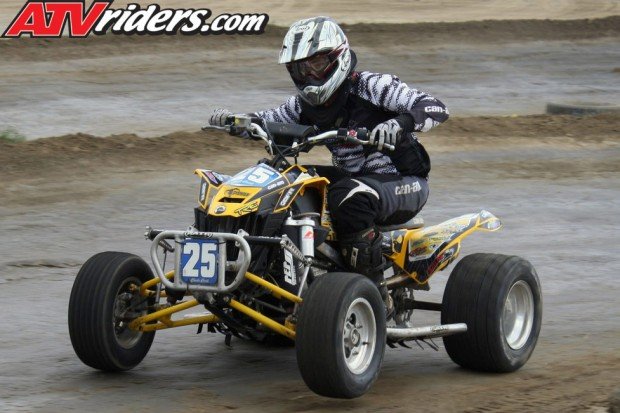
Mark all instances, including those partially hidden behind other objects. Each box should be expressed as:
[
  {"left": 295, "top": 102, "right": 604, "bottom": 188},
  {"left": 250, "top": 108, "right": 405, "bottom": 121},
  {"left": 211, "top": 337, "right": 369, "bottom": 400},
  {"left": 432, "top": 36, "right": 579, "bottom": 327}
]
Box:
[{"left": 202, "top": 120, "right": 395, "bottom": 152}]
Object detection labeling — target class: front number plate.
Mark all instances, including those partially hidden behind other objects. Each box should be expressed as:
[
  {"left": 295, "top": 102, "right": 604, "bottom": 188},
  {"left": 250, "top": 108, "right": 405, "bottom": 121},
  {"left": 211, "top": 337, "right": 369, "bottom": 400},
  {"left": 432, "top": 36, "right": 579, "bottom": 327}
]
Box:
[{"left": 179, "top": 239, "right": 219, "bottom": 285}]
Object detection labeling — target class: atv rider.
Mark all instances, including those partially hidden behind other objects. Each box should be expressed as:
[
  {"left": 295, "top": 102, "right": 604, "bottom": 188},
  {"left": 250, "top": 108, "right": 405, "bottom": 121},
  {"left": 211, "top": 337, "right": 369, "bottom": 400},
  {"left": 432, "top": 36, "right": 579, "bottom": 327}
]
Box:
[{"left": 209, "top": 16, "right": 449, "bottom": 307}]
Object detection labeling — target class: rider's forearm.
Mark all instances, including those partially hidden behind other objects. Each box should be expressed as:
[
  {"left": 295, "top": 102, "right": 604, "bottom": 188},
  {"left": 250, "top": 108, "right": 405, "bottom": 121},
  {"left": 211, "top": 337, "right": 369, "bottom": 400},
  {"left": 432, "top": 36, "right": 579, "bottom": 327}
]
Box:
[
  {"left": 394, "top": 113, "right": 416, "bottom": 134},
  {"left": 356, "top": 72, "right": 449, "bottom": 133},
  {"left": 254, "top": 95, "right": 301, "bottom": 124}
]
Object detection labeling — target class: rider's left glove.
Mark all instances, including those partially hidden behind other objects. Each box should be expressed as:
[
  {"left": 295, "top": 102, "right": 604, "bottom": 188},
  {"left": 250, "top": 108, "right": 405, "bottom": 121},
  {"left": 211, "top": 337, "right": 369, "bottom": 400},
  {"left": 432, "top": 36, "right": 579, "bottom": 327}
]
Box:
[
  {"left": 209, "top": 108, "right": 233, "bottom": 127},
  {"left": 369, "top": 119, "right": 402, "bottom": 151}
]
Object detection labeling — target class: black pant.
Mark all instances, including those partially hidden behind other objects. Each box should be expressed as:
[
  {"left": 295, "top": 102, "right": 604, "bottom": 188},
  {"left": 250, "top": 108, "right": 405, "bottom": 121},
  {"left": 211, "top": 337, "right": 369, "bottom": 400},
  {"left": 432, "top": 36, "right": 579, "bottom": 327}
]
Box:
[{"left": 313, "top": 166, "right": 429, "bottom": 234}]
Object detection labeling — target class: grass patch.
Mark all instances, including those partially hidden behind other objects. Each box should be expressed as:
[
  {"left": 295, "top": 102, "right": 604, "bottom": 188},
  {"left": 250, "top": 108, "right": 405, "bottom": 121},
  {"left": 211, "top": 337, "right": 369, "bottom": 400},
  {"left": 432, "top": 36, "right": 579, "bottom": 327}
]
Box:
[{"left": 0, "top": 127, "right": 26, "bottom": 143}]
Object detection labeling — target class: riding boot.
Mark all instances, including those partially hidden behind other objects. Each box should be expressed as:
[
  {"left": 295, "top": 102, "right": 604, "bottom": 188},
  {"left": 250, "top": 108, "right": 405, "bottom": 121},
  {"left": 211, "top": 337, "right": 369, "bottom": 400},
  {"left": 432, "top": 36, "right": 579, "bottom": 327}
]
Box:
[{"left": 339, "top": 227, "right": 394, "bottom": 318}]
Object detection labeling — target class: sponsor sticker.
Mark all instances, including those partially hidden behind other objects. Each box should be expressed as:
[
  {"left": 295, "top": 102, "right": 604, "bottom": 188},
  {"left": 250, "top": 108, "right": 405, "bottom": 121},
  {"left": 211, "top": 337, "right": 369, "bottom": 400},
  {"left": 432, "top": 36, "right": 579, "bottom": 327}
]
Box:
[
  {"left": 294, "top": 24, "right": 311, "bottom": 32},
  {"left": 234, "top": 200, "right": 259, "bottom": 215},
  {"left": 204, "top": 171, "right": 220, "bottom": 185},
  {"left": 278, "top": 187, "right": 296, "bottom": 208},
  {"left": 267, "top": 179, "right": 286, "bottom": 191},
  {"left": 225, "top": 188, "right": 251, "bottom": 198},
  {"left": 395, "top": 181, "right": 422, "bottom": 195},
  {"left": 200, "top": 181, "right": 208, "bottom": 203},
  {"left": 283, "top": 250, "right": 295, "bottom": 285},
  {"left": 2, "top": 0, "right": 269, "bottom": 38}
]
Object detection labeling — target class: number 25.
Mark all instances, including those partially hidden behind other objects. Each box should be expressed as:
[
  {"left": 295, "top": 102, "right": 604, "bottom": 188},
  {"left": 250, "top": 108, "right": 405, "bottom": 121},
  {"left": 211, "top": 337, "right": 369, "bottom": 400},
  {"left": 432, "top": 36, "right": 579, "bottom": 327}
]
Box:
[{"left": 183, "top": 243, "right": 217, "bottom": 278}]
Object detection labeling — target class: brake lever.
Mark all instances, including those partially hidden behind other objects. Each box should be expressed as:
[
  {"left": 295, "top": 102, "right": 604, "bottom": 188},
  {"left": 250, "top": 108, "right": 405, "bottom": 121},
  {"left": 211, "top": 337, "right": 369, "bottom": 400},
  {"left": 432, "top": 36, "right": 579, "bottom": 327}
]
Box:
[
  {"left": 201, "top": 124, "right": 229, "bottom": 132},
  {"left": 361, "top": 139, "right": 396, "bottom": 151},
  {"left": 201, "top": 123, "right": 247, "bottom": 138},
  {"left": 202, "top": 114, "right": 251, "bottom": 134}
]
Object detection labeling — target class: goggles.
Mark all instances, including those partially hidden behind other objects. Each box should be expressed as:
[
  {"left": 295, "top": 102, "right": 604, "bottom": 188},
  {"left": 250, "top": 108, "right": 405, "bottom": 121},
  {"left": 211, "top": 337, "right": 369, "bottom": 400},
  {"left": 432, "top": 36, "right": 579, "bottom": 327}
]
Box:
[{"left": 286, "top": 46, "right": 344, "bottom": 85}]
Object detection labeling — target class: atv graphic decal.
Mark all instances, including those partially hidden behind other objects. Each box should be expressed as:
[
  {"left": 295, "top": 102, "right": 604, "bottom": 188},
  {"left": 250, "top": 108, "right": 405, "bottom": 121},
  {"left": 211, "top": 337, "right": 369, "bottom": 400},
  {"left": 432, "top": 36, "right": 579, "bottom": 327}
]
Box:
[{"left": 389, "top": 211, "right": 501, "bottom": 284}]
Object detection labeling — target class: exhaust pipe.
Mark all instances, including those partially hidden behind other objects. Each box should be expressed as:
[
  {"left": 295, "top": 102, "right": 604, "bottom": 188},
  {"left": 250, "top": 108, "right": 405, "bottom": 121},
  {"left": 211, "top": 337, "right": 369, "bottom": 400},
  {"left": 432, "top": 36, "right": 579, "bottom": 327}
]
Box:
[{"left": 386, "top": 323, "right": 467, "bottom": 341}]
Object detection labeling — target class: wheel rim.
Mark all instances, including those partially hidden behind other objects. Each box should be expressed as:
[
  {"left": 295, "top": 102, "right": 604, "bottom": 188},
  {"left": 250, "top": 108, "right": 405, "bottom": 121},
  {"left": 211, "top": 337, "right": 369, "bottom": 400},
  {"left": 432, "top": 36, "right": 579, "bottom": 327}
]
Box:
[
  {"left": 342, "top": 297, "right": 377, "bottom": 375},
  {"left": 502, "top": 280, "right": 535, "bottom": 350},
  {"left": 113, "top": 277, "right": 146, "bottom": 349}
]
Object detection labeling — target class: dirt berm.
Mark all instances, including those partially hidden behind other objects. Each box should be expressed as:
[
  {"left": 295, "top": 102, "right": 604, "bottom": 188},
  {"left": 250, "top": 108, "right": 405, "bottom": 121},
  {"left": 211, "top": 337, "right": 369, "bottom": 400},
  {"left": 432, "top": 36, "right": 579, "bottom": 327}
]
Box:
[{"left": 1, "top": 114, "right": 618, "bottom": 179}]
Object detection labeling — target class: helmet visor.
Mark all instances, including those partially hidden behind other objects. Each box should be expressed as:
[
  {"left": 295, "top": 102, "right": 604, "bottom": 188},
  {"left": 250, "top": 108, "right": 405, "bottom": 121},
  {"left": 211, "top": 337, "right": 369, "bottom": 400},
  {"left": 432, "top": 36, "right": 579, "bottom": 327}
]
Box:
[{"left": 286, "top": 47, "right": 344, "bottom": 87}]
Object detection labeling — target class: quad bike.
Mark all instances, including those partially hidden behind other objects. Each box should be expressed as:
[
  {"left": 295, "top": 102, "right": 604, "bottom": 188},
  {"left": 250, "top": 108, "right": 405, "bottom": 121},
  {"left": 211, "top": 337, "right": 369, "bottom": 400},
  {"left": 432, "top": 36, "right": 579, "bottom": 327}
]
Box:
[{"left": 68, "top": 116, "right": 542, "bottom": 399}]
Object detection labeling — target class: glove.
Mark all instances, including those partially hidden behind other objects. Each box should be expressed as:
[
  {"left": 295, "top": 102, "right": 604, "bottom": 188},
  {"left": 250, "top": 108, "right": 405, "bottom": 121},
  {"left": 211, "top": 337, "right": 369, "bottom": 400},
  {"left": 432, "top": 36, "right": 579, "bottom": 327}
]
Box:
[
  {"left": 369, "top": 119, "right": 402, "bottom": 151},
  {"left": 209, "top": 108, "right": 233, "bottom": 127}
]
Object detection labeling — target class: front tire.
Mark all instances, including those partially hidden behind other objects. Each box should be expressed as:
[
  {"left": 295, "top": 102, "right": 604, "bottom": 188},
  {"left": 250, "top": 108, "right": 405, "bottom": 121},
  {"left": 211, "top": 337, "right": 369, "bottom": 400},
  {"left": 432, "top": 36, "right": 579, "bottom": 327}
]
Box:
[
  {"left": 441, "top": 253, "right": 542, "bottom": 372},
  {"left": 296, "top": 273, "right": 386, "bottom": 398},
  {"left": 68, "top": 252, "right": 156, "bottom": 371}
]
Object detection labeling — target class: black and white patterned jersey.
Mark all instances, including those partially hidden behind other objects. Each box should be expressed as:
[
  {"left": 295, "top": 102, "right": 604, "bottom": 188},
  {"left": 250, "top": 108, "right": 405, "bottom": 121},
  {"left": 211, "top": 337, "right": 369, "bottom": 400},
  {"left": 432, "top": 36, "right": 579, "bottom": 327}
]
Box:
[{"left": 256, "top": 71, "right": 449, "bottom": 176}]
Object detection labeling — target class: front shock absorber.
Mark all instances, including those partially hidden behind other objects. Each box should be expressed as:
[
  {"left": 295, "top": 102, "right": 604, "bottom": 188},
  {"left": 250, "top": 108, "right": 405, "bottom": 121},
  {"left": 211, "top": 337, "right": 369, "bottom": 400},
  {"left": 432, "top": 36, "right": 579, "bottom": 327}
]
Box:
[{"left": 282, "top": 215, "right": 317, "bottom": 293}]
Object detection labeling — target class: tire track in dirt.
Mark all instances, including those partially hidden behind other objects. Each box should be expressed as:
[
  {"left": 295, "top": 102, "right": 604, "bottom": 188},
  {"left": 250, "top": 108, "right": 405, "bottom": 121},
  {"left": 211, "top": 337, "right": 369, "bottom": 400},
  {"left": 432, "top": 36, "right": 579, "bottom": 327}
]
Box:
[{"left": 457, "top": 353, "right": 619, "bottom": 412}]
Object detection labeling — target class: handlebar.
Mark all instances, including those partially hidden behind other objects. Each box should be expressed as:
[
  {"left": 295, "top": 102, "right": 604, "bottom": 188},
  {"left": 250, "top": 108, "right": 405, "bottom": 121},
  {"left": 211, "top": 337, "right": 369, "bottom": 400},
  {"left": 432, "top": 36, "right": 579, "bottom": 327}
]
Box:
[
  {"left": 202, "top": 115, "right": 395, "bottom": 152},
  {"left": 307, "top": 128, "right": 395, "bottom": 152}
]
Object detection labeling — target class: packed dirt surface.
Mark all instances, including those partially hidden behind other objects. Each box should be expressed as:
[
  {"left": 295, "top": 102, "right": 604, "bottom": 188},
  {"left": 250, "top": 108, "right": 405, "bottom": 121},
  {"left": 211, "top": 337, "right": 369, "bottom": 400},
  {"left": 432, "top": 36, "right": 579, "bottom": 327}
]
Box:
[
  {"left": 1, "top": 17, "right": 619, "bottom": 139},
  {"left": 1, "top": 114, "right": 619, "bottom": 412}
]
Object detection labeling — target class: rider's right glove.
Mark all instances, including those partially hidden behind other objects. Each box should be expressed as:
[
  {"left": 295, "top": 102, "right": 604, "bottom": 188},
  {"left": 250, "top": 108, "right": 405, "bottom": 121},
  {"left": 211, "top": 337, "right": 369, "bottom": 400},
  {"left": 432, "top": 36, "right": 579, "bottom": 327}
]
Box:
[{"left": 209, "top": 108, "right": 233, "bottom": 127}]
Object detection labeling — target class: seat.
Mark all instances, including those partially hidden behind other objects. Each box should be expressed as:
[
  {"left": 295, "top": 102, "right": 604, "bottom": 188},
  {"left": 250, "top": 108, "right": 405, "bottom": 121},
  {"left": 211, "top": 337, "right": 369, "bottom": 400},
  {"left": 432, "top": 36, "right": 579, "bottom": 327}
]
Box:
[{"left": 377, "top": 216, "right": 424, "bottom": 232}]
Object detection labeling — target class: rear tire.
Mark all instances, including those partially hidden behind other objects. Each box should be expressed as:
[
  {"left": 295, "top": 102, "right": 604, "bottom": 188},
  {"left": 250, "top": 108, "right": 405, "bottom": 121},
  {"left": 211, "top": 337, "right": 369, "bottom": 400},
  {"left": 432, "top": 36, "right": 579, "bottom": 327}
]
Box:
[
  {"left": 68, "top": 252, "right": 156, "bottom": 371},
  {"left": 296, "top": 273, "right": 386, "bottom": 398},
  {"left": 441, "top": 253, "right": 542, "bottom": 372}
]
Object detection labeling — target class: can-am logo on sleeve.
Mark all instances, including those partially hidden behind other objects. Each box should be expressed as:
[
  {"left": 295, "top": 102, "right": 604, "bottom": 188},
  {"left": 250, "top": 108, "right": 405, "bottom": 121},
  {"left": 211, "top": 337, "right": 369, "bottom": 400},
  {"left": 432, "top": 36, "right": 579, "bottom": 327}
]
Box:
[{"left": 2, "top": 0, "right": 269, "bottom": 38}]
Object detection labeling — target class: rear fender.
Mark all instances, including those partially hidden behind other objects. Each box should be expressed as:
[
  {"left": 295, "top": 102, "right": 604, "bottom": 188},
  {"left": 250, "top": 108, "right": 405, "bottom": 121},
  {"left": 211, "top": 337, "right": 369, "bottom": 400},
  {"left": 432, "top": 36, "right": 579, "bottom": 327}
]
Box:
[{"left": 389, "top": 210, "right": 502, "bottom": 284}]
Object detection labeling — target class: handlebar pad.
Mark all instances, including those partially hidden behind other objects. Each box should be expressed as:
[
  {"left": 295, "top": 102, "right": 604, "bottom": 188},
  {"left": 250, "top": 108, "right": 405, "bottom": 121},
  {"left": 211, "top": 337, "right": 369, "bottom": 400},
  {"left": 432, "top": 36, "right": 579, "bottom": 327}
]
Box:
[{"left": 265, "top": 122, "right": 317, "bottom": 145}]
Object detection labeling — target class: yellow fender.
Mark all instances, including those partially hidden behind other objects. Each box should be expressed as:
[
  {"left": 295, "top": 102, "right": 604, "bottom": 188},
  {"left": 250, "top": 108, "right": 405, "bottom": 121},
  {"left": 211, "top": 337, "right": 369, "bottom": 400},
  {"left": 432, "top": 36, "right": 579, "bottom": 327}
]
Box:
[{"left": 389, "top": 210, "right": 502, "bottom": 284}]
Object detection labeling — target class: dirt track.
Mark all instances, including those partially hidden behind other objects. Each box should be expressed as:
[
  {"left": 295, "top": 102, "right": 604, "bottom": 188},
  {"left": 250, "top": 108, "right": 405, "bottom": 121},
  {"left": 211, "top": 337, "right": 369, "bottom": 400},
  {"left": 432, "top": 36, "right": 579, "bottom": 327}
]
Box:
[
  {"left": 1, "top": 113, "right": 619, "bottom": 412},
  {"left": 1, "top": 8, "right": 620, "bottom": 412}
]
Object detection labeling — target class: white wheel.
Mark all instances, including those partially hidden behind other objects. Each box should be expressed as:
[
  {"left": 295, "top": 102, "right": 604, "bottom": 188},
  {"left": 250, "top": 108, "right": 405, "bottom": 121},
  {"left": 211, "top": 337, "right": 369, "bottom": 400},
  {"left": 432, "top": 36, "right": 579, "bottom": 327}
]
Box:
[
  {"left": 342, "top": 298, "right": 377, "bottom": 375},
  {"left": 502, "top": 280, "right": 535, "bottom": 350}
]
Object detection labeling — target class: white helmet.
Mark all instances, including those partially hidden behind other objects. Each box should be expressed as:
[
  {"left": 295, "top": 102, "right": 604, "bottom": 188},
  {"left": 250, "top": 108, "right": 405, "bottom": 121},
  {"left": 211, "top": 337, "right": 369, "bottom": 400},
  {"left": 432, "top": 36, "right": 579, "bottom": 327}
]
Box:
[{"left": 279, "top": 17, "right": 353, "bottom": 106}]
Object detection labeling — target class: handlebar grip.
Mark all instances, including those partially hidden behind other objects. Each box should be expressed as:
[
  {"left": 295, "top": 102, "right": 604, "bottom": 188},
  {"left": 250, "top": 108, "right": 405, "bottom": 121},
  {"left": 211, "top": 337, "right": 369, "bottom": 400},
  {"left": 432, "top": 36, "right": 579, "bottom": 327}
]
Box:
[
  {"left": 145, "top": 227, "right": 163, "bottom": 240},
  {"left": 355, "top": 127, "right": 395, "bottom": 151},
  {"left": 356, "top": 127, "right": 369, "bottom": 141}
]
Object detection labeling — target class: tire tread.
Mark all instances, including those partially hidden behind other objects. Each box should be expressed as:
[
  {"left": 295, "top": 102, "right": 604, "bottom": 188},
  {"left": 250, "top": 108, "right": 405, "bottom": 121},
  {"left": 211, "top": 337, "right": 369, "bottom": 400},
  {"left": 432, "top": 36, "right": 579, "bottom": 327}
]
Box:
[
  {"left": 68, "top": 252, "right": 155, "bottom": 371},
  {"left": 296, "top": 272, "right": 386, "bottom": 398},
  {"left": 442, "top": 253, "right": 541, "bottom": 372}
]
